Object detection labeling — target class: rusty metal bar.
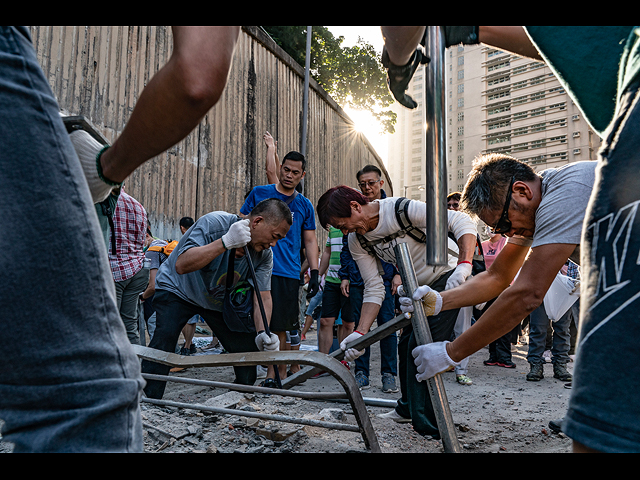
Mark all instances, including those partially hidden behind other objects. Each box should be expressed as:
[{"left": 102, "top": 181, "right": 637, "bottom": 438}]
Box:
[
  {"left": 282, "top": 313, "right": 411, "bottom": 389},
  {"left": 141, "top": 372, "right": 347, "bottom": 401},
  {"left": 394, "top": 242, "right": 462, "bottom": 453},
  {"left": 424, "top": 25, "right": 449, "bottom": 266},
  {"left": 140, "top": 381, "right": 360, "bottom": 434},
  {"left": 133, "top": 346, "right": 380, "bottom": 453}
]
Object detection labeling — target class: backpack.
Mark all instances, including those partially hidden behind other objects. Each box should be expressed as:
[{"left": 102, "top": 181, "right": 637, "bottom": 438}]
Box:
[
  {"left": 355, "top": 197, "right": 486, "bottom": 276},
  {"left": 147, "top": 240, "right": 179, "bottom": 257}
]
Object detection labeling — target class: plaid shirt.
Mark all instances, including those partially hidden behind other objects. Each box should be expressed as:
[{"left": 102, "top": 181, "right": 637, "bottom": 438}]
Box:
[{"left": 109, "top": 191, "right": 147, "bottom": 282}]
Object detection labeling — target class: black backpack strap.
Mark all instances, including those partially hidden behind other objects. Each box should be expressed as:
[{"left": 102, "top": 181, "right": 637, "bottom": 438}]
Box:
[{"left": 394, "top": 197, "right": 426, "bottom": 244}]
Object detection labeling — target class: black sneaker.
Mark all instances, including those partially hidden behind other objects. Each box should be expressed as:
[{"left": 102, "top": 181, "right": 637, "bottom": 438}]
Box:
[{"left": 526, "top": 363, "right": 544, "bottom": 381}]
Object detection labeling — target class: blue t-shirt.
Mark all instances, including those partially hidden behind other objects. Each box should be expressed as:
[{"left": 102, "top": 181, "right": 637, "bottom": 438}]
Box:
[{"left": 240, "top": 184, "right": 316, "bottom": 279}]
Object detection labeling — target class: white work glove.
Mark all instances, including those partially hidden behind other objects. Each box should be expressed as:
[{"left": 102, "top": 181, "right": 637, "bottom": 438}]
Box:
[
  {"left": 255, "top": 331, "right": 280, "bottom": 351},
  {"left": 445, "top": 262, "right": 473, "bottom": 290},
  {"left": 69, "top": 130, "right": 117, "bottom": 203},
  {"left": 340, "top": 331, "right": 365, "bottom": 362},
  {"left": 412, "top": 341, "right": 461, "bottom": 382},
  {"left": 397, "top": 285, "right": 443, "bottom": 317},
  {"left": 221, "top": 218, "right": 251, "bottom": 250}
]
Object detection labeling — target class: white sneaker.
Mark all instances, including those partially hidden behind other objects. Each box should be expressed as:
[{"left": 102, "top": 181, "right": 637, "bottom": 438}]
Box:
[{"left": 377, "top": 409, "right": 411, "bottom": 424}]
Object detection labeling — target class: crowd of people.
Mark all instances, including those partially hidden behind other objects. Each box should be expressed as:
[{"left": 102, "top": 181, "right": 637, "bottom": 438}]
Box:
[{"left": 3, "top": 25, "right": 639, "bottom": 453}]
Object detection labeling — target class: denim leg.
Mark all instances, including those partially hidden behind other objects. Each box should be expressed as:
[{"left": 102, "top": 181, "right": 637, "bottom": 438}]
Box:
[
  {"left": 527, "top": 304, "right": 549, "bottom": 364},
  {"left": 550, "top": 302, "right": 573, "bottom": 365},
  {"left": 377, "top": 284, "right": 398, "bottom": 377},
  {"left": 0, "top": 27, "right": 144, "bottom": 452}
]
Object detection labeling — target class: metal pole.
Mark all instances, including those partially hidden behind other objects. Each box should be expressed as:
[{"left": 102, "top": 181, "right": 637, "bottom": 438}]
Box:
[
  {"left": 300, "top": 25, "right": 312, "bottom": 195},
  {"left": 243, "top": 246, "right": 282, "bottom": 389},
  {"left": 424, "top": 26, "right": 448, "bottom": 266},
  {"left": 394, "top": 242, "right": 462, "bottom": 453}
]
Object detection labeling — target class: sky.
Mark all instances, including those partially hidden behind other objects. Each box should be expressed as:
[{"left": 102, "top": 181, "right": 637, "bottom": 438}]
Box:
[{"left": 326, "top": 26, "right": 390, "bottom": 166}]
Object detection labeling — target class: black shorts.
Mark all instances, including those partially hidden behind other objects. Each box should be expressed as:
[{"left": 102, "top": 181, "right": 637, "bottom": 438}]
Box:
[
  {"left": 320, "top": 281, "right": 353, "bottom": 322},
  {"left": 269, "top": 275, "right": 301, "bottom": 332}
]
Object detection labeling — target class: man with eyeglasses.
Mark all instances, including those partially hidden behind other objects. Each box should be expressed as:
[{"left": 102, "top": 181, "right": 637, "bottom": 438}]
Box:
[{"left": 400, "top": 153, "right": 596, "bottom": 426}]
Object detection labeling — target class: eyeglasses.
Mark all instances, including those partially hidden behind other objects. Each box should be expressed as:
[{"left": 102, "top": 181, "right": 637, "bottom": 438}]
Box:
[
  {"left": 358, "top": 180, "right": 380, "bottom": 189},
  {"left": 490, "top": 176, "right": 515, "bottom": 235}
]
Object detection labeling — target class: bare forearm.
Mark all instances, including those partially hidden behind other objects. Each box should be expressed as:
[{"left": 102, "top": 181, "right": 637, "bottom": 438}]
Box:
[
  {"left": 381, "top": 26, "right": 425, "bottom": 65},
  {"left": 446, "top": 286, "right": 535, "bottom": 363},
  {"left": 174, "top": 239, "right": 227, "bottom": 274},
  {"left": 254, "top": 292, "right": 272, "bottom": 332},
  {"left": 456, "top": 233, "right": 477, "bottom": 264},
  {"left": 479, "top": 26, "right": 542, "bottom": 61},
  {"left": 441, "top": 269, "right": 511, "bottom": 311},
  {"left": 355, "top": 302, "right": 382, "bottom": 334}
]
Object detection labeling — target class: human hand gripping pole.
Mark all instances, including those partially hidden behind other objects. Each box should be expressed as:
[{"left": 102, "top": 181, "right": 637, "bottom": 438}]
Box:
[
  {"left": 397, "top": 284, "right": 442, "bottom": 318},
  {"left": 243, "top": 246, "right": 282, "bottom": 388},
  {"left": 221, "top": 219, "right": 251, "bottom": 250}
]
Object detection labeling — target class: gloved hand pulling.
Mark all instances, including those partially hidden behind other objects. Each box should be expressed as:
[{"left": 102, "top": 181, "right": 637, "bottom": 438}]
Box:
[
  {"left": 221, "top": 218, "right": 251, "bottom": 250},
  {"left": 412, "top": 341, "right": 461, "bottom": 382},
  {"left": 340, "top": 331, "right": 365, "bottom": 362},
  {"left": 445, "top": 262, "right": 473, "bottom": 290},
  {"left": 255, "top": 331, "right": 280, "bottom": 352}
]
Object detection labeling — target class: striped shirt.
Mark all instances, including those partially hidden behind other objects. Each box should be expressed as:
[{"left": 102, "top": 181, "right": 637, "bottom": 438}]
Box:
[{"left": 325, "top": 227, "right": 345, "bottom": 284}]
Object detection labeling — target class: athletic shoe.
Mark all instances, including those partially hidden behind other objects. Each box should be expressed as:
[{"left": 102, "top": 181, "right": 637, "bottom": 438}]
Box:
[
  {"left": 355, "top": 371, "right": 370, "bottom": 390},
  {"left": 381, "top": 373, "right": 399, "bottom": 393},
  {"left": 378, "top": 409, "right": 411, "bottom": 424},
  {"left": 456, "top": 374, "right": 473, "bottom": 385}
]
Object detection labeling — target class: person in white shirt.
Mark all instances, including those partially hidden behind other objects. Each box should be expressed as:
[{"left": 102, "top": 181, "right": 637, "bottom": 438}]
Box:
[{"left": 315, "top": 185, "right": 477, "bottom": 439}]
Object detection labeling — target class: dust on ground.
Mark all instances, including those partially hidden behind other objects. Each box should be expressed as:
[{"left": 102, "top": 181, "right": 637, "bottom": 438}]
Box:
[{"left": 0, "top": 324, "right": 574, "bottom": 453}]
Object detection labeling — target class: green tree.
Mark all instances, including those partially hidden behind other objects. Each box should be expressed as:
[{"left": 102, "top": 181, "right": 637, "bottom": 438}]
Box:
[{"left": 263, "top": 26, "right": 397, "bottom": 134}]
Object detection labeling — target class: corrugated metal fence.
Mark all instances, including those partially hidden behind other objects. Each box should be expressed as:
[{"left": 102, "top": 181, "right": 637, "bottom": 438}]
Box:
[{"left": 29, "top": 25, "right": 392, "bottom": 242}]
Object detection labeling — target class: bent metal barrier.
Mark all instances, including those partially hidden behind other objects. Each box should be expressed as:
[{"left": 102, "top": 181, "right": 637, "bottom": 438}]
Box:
[{"left": 133, "top": 345, "right": 382, "bottom": 453}]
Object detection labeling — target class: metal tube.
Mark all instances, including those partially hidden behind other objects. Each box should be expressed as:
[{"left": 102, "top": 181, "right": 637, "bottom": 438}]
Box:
[
  {"left": 394, "top": 242, "right": 462, "bottom": 453},
  {"left": 141, "top": 397, "right": 361, "bottom": 433},
  {"left": 424, "top": 26, "right": 448, "bottom": 266}
]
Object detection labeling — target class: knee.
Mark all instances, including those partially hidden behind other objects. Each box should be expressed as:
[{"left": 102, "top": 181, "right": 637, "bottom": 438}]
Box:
[{"left": 320, "top": 317, "right": 335, "bottom": 329}]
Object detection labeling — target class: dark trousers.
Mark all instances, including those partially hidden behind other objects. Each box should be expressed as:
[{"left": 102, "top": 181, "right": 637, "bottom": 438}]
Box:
[
  {"left": 141, "top": 290, "right": 259, "bottom": 399},
  {"left": 395, "top": 270, "right": 460, "bottom": 437}
]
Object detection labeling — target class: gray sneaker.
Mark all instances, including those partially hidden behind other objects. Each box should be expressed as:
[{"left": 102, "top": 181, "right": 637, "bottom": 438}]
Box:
[
  {"left": 553, "top": 362, "right": 572, "bottom": 382},
  {"left": 381, "top": 373, "right": 399, "bottom": 393},
  {"left": 355, "top": 371, "right": 370, "bottom": 390},
  {"left": 526, "top": 362, "right": 544, "bottom": 381}
]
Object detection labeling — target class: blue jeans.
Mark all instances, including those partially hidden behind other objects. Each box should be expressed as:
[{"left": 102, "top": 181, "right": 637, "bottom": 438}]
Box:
[
  {"left": 0, "top": 27, "right": 144, "bottom": 452},
  {"left": 350, "top": 283, "right": 398, "bottom": 377},
  {"left": 527, "top": 302, "right": 574, "bottom": 365}
]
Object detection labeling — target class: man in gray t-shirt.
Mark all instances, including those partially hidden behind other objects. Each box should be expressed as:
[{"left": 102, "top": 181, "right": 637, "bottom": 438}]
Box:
[
  {"left": 142, "top": 198, "right": 292, "bottom": 399},
  {"left": 402, "top": 154, "right": 596, "bottom": 383}
]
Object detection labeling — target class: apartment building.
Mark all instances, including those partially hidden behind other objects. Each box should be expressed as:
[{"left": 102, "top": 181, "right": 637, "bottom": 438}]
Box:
[{"left": 387, "top": 43, "right": 602, "bottom": 201}]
